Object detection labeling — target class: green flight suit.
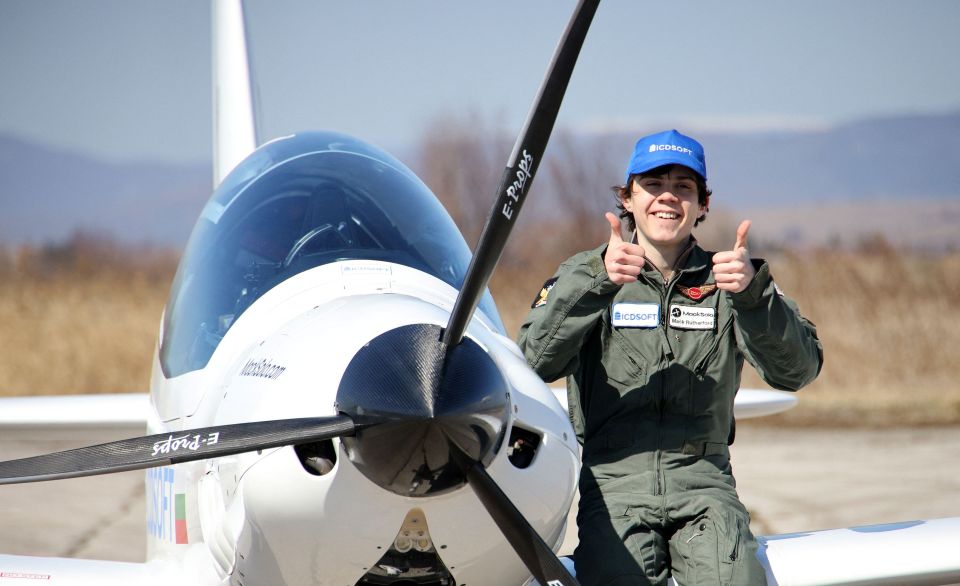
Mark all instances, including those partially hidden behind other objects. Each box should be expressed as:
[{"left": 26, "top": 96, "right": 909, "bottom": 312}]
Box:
[{"left": 518, "top": 241, "right": 823, "bottom": 586}]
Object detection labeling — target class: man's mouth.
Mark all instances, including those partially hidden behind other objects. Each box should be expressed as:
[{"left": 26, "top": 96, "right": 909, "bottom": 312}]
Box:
[{"left": 653, "top": 211, "right": 679, "bottom": 220}]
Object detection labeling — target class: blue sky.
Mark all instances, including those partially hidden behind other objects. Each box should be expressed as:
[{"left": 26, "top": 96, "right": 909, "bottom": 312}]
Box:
[{"left": 1, "top": 0, "right": 959, "bottom": 164}]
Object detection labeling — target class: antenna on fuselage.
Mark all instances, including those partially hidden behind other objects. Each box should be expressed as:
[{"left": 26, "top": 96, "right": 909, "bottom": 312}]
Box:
[{"left": 212, "top": 0, "right": 260, "bottom": 188}]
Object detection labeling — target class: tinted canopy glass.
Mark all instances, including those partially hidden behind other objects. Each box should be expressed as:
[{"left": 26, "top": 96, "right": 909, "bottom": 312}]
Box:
[{"left": 160, "top": 132, "right": 503, "bottom": 378}]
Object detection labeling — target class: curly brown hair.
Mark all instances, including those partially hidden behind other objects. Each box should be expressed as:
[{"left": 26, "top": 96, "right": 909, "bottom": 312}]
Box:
[{"left": 612, "top": 164, "right": 712, "bottom": 231}]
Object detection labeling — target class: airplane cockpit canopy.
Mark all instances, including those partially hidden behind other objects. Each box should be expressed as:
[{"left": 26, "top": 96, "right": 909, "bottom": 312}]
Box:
[{"left": 160, "top": 132, "right": 504, "bottom": 378}]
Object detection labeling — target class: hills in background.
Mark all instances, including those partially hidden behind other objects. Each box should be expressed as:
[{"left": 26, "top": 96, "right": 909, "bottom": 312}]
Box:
[
  {"left": 0, "top": 136, "right": 209, "bottom": 248},
  {"left": 700, "top": 111, "right": 960, "bottom": 204},
  {"left": 2, "top": 110, "right": 959, "bottom": 251}
]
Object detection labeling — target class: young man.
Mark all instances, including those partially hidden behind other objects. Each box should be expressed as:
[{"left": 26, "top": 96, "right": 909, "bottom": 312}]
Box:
[{"left": 518, "top": 129, "right": 823, "bottom": 585}]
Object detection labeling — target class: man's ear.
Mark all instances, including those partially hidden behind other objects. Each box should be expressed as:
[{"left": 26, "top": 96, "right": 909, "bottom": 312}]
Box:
[{"left": 698, "top": 194, "right": 710, "bottom": 220}]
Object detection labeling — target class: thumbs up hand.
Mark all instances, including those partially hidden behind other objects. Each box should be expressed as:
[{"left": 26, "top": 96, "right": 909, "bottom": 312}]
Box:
[
  {"left": 712, "top": 220, "right": 755, "bottom": 293},
  {"left": 604, "top": 212, "right": 646, "bottom": 285}
]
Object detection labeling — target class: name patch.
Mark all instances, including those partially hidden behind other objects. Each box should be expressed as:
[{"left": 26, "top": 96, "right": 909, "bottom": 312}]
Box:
[
  {"left": 669, "top": 305, "right": 715, "bottom": 330},
  {"left": 612, "top": 303, "right": 660, "bottom": 328}
]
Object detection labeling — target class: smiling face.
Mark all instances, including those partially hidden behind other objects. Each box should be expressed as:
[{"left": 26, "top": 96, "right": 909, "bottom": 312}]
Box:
[{"left": 622, "top": 164, "right": 705, "bottom": 252}]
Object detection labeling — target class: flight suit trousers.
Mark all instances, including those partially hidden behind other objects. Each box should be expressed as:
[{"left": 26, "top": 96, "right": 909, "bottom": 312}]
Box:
[{"left": 573, "top": 449, "right": 767, "bottom": 586}]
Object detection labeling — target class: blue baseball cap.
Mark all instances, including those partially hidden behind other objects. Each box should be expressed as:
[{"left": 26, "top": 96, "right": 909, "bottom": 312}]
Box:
[{"left": 624, "top": 129, "right": 707, "bottom": 183}]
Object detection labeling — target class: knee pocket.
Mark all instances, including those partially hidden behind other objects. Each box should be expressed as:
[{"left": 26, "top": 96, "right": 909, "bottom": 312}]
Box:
[{"left": 674, "top": 512, "right": 746, "bottom": 585}]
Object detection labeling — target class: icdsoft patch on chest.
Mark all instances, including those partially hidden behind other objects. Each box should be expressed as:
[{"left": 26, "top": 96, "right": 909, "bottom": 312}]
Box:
[{"left": 612, "top": 303, "right": 660, "bottom": 328}]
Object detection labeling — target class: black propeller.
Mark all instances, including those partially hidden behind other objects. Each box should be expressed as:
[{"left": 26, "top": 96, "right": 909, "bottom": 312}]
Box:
[
  {"left": 442, "top": 0, "right": 601, "bottom": 350},
  {"left": 453, "top": 447, "right": 580, "bottom": 586},
  {"left": 0, "top": 1, "right": 599, "bottom": 584},
  {"left": 0, "top": 416, "right": 356, "bottom": 485},
  {"left": 435, "top": 0, "right": 600, "bottom": 583}
]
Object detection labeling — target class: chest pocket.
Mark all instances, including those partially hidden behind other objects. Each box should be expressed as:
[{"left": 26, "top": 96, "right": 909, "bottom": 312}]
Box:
[
  {"left": 598, "top": 309, "right": 658, "bottom": 411},
  {"left": 667, "top": 290, "right": 731, "bottom": 417},
  {"left": 668, "top": 285, "right": 725, "bottom": 366},
  {"left": 603, "top": 291, "right": 660, "bottom": 385},
  {"left": 687, "top": 313, "right": 735, "bottom": 416}
]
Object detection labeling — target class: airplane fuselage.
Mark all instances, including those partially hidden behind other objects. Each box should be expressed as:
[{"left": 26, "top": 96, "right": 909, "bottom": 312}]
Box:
[{"left": 144, "top": 133, "right": 580, "bottom": 585}]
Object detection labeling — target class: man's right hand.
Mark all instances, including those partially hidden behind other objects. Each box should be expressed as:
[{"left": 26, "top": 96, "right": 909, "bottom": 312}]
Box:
[{"left": 604, "top": 212, "right": 646, "bottom": 284}]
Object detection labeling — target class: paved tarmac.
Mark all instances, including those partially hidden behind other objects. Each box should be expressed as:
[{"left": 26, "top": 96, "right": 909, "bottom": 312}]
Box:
[{"left": 2, "top": 426, "right": 959, "bottom": 562}]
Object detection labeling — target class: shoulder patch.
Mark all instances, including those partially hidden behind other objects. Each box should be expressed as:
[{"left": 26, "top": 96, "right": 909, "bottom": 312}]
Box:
[
  {"left": 532, "top": 277, "right": 558, "bottom": 308},
  {"left": 677, "top": 284, "right": 718, "bottom": 301}
]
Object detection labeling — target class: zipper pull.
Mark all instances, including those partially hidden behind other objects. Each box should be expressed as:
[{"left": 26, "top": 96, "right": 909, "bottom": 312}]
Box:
[{"left": 686, "top": 521, "right": 708, "bottom": 543}]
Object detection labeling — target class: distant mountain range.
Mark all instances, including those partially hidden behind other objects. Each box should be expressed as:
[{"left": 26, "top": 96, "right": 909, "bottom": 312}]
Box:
[
  {"left": 0, "top": 137, "right": 209, "bottom": 248},
  {"left": 698, "top": 111, "right": 960, "bottom": 205},
  {"left": 2, "top": 110, "right": 958, "bottom": 249}
]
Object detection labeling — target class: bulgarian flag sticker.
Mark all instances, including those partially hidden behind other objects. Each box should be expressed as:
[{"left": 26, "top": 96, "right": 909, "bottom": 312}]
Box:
[{"left": 175, "top": 493, "right": 188, "bottom": 544}]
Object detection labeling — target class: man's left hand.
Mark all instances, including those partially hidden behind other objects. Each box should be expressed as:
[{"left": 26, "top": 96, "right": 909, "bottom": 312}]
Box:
[{"left": 712, "top": 220, "right": 755, "bottom": 293}]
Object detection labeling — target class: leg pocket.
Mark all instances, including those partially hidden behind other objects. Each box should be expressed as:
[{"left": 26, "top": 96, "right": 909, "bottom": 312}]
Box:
[
  {"left": 717, "top": 514, "right": 741, "bottom": 583},
  {"left": 672, "top": 514, "right": 721, "bottom": 585},
  {"left": 673, "top": 511, "right": 764, "bottom": 586},
  {"left": 720, "top": 512, "right": 767, "bottom": 585}
]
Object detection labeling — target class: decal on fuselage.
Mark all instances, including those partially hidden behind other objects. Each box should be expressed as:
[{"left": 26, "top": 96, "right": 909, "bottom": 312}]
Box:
[
  {"left": 146, "top": 466, "right": 188, "bottom": 544},
  {"left": 240, "top": 357, "right": 287, "bottom": 380},
  {"left": 0, "top": 572, "right": 52, "bottom": 579}
]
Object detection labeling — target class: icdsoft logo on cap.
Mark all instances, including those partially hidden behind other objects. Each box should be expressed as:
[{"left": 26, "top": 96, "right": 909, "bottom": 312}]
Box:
[
  {"left": 648, "top": 143, "right": 694, "bottom": 156},
  {"left": 625, "top": 129, "right": 707, "bottom": 182}
]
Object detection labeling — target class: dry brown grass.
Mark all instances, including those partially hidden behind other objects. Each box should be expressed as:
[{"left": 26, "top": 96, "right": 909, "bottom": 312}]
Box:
[
  {"left": 2, "top": 235, "right": 959, "bottom": 426},
  {"left": 0, "top": 237, "right": 175, "bottom": 395},
  {"left": 492, "top": 232, "right": 960, "bottom": 428},
  {"left": 746, "top": 248, "right": 960, "bottom": 427}
]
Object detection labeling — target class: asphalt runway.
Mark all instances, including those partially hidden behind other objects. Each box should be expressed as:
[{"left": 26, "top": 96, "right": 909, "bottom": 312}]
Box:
[{"left": 2, "top": 426, "right": 959, "bottom": 562}]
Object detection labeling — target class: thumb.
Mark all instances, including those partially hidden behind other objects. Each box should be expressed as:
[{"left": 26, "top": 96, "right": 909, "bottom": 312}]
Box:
[
  {"left": 734, "top": 219, "right": 751, "bottom": 251},
  {"left": 606, "top": 212, "right": 624, "bottom": 244}
]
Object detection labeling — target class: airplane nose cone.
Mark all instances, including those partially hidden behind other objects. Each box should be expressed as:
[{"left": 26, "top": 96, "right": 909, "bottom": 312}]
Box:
[{"left": 336, "top": 324, "right": 510, "bottom": 497}]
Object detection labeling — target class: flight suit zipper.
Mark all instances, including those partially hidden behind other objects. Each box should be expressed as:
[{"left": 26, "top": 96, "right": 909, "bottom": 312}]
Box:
[
  {"left": 637, "top": 248, "right": 692, "bottom": 499},
  {"left": 654, "top": 275, "right": 681, "bottom": 497}
]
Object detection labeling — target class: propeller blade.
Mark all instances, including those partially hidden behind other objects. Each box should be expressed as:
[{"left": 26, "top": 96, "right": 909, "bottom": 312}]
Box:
[
  {"left": 0, "top": 415, "right": 356, "bottom": 485},
  {"left": 453, "top": 449, "right": 580, "bottom": 586},
  {"left": 442, "top": 0, "right": 600, "bottom": 347}
]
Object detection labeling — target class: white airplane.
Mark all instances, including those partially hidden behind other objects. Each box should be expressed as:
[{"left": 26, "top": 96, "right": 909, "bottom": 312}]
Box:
[{"left": 2, "top": 2, "right": 959, "bottom": 585}]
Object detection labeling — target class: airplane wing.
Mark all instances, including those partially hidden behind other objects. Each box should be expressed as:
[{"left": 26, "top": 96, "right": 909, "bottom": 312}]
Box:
[
  {"left": 0, "top": 388, "right": 791, "bottom": 434},
  {"left": 760, "top": 517, "right": 960, "bottom": 585},
  {"left": 532, "top": 518, "right": 960, "bottom": 586},
  {"left": 733, "top": 388, "right": 797, "bottom": 419},
  {"left": 0, "top": 554, "right": 200, "bottom": 586},
  {"left": 550, "top": 386, "right": 797, "bottom": 420},
  {"left": 0, "top": 394, "right": 148, "bottom": 438}
]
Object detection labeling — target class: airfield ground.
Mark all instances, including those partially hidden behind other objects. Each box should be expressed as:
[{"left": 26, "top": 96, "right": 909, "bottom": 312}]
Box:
[{"left": 2, "top": 425, "right": 958, "bottom": 562}]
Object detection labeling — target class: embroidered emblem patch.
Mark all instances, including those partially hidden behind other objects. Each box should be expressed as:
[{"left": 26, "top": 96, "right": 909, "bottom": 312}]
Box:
[
  {"left": 669, "top": 305, "right": 716, "bottom": 330},
  {"left": 612, "top": 303, "right": 660, "bottom": 328},
  {"left": 532, "top": 277, "right": 558, "bottom": 308},
  {"left": 677, "top": 284, "right": 718, "bottom": 301}
]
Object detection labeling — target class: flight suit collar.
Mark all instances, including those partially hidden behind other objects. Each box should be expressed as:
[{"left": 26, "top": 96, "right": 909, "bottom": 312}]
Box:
[{"left": 635, "top": 237, "right": 710, "bottom": 284}]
